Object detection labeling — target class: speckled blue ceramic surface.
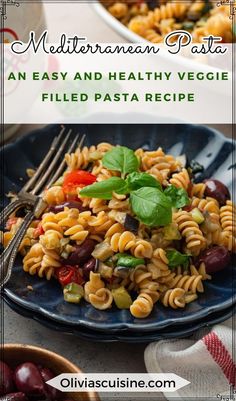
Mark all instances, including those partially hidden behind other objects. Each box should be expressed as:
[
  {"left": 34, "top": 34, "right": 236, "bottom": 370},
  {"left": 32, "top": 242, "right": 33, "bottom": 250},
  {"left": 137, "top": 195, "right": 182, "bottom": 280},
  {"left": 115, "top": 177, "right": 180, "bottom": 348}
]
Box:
[{"left": 2, "top": 124, "right": 235, "bottom": 332}]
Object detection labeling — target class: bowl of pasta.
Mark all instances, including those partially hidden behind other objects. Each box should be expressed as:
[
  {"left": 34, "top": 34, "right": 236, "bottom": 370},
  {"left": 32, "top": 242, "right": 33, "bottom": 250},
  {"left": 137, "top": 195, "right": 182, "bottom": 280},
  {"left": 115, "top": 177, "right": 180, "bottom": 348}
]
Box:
[
  {"left": 1, "top": 123, "right": 235, "bottom": 334},
  {"left": 93, "top": 1, "right": 233, "bottom": 44},
  {"left": 92, "top": 1, "right": 233, "bottom": 73}
]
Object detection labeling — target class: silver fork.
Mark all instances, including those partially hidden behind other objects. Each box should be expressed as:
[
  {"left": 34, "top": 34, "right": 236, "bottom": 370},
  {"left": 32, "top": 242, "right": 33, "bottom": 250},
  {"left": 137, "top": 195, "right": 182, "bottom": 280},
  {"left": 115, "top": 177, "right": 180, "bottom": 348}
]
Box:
[{"left": 0, "top": 127, "right": 85, "bottom": 289}]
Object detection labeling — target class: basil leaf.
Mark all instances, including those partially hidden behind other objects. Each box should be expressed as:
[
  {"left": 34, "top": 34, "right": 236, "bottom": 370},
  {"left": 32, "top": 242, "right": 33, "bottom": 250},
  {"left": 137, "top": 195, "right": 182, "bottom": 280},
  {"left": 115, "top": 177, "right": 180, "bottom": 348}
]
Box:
[
  {"left": 130, "top": 187, "right": 172, "bottom": 226},
  {"left": 116, "top": 253, "right": 145, "bottom": 268},
  {"left": 164, "top": 185, "right": 190, "bottom": 208},
  {"left": 126, "top": 172, "right": 162, "bottom": 191},
  {"left": 102, "top": 146, "right": 139, "bottom": 175},
  {"left": 79, "top": 177, "right": 128, "bottom": 200},
  {"left": 166, "top": 250, "right": 190, "bottom": 269}
]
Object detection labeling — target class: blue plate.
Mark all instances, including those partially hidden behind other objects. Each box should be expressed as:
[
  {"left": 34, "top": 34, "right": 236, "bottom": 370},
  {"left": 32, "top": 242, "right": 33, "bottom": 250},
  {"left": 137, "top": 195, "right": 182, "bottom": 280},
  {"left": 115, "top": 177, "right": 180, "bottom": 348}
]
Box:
[
  {"left": 4, "top": 294, "right": 235, "bottom": 343},
  {"left": 2, "top": 123, "right": 236, "bottom": 332}
]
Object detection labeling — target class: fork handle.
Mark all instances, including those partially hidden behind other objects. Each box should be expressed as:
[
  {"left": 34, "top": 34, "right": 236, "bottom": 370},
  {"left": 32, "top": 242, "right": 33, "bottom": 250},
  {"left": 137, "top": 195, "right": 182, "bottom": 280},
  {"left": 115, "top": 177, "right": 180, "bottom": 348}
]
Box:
[
  {"left": 0, "top": 199, "right": 34, "bottom": 226},
  {"left": 0, "top": 211, "right": 35, "bottom": 289}
]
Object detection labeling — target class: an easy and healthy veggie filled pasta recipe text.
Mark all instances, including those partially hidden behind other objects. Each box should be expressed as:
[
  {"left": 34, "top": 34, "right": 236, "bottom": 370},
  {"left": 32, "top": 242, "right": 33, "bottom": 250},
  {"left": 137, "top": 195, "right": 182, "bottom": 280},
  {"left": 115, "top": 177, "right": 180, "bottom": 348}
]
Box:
[
  {"left": 2, "top": 142, "right": 235, "bottom": 318},
  {"left": 104, "top": 0, "right": 234, "bottom": 43}
]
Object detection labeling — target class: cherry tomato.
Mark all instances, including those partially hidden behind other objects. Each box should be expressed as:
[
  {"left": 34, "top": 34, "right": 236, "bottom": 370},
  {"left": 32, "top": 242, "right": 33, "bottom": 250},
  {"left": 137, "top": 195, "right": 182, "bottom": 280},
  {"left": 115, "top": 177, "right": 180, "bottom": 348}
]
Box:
[
  {"left": 56, "top": 266, "right": 84, "bottom": 286},
  {"left": 33, "top": 222, "right": 44, "bottom": 239},
  {"left": 62, "top": 170, "right": 96, "bottom": 194}
]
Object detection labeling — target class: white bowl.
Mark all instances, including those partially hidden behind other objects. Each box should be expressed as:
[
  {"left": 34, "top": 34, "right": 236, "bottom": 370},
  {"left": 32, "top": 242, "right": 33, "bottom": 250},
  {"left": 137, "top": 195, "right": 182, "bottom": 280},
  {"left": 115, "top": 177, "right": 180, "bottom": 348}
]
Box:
[{"left": 92, "top": 2, "right": 228, "bottom": 76}]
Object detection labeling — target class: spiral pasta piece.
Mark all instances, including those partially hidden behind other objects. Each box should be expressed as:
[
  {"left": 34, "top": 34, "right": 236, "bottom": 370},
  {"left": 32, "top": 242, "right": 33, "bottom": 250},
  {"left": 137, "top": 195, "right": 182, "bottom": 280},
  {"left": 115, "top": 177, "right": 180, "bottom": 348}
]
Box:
[
  {"left": 43, "top": 186, "right": 65, "bottom": 205},
  {"left": 169, "top": 168, "right": 190, "bottom": 191},
  {"left": 105, "top": 222, "right": 124, "bottom": 238},
  {"left": 130, "top": 265, "right": 153, "bottom": 287},
  {"left": 109, "top": 231, "right": 136, "bottom": 253},
  {"left": 191, "top": 197, "right": 220, "bottom": 216},
  {"left": 143, "top": 29, "right": 162, "bottom": 44},
  {"left": 168, "top": 274, "right": 204, "bottom": 293},
  {"left": 40, "top": 248, "right": 61, "bottom": 279},
  {"left": 89, "top": 288, "right": 113, "bottom": 310},
  {"left": 23, "top": 243, "right": 44, "bottom": 276},
  {"left": 131, "top": 239, "right": 153, "bottom": 259},
  {"left": 108, "top": 193, "right": 129, "bottom": 211},
  {"left": 108, "top": 2, "right": 128, "bottom": 19},
  {"left": 153, "top": 3, "right": 189, "bottom": 21},
  {"left": 174, "top": 211, "right": 206, "bottom": 255},
  {"left": 220, "top": 201, "right": 235, "bottom": 235},
  {"left": 23, "top": 243, "right": 60, "bottom": 280},
  {"left": 65, "top": 146, "right": 96, "bottom": 171},
  {"left": 147, "top": 248, "right": 169, "bottom": 279},
  {"left": 130, "top": 293, "right": 154, "bottom": 318},
  {"left": 39, "top": 229, "right": 63, "bottom": 250},
  {"left": 205, "top": 13, "right": 232, "bottom": 42},
  {"left": 54, "top": 208, "right": 80, "bottom": 228},
  {"left": 218, "top": 231, "right": 236, "bottom": 252},
  {"left": 161, "top": 288, "right": 186, "bottom": 309},
  {"left": 41, "top": 213, "right": 63, "bottom": 234},
  {"left": 190, "top": 183, "right": 206, "bottom": 198},
  {"left": 84, "top": 272, "right": 105, "bottom": 302},
  {"left": 64, "top": 225, "right": 89, "bottom": 243},
  {"left": 88, "top": 197, "right": 109, "bottom": 214},
  {"left": 190, "top": 263, "right": 211, "bottom": 281}
]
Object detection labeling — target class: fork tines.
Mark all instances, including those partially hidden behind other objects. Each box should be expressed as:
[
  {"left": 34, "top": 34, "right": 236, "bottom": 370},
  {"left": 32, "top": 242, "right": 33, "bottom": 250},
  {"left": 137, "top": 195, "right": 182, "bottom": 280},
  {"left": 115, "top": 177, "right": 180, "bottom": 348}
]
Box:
[{"left": 22, "top": 127, "right": 85, "bottom": 196}]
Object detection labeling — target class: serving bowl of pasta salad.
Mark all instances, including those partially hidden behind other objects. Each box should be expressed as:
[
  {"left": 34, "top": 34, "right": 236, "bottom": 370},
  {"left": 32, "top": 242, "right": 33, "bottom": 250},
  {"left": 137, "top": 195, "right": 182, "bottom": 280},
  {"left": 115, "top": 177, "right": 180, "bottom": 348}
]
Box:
[
  {"left": 92, "top": 1, "right": 234, "bottom": 73},
  {"left": 95, "top": 1, "right": 233, "bottom": 44},
  {"left": 1, "top": 123, "right": 235, "bottom": 331}
]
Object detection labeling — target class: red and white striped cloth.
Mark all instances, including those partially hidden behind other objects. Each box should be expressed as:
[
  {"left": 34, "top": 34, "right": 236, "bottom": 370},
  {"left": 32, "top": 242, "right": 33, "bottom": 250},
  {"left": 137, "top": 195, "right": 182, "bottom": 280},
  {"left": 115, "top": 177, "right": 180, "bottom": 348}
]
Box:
[{"left": 144, "top": 318, "right": 235, "bottom": 400}]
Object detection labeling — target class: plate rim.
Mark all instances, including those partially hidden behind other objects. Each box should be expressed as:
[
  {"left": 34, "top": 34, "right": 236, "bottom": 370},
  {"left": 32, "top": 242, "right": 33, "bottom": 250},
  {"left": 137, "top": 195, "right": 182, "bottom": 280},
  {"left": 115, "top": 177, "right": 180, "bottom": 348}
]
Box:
[{"left": 4, "top": 294, "right": 235, "bottom": 342}]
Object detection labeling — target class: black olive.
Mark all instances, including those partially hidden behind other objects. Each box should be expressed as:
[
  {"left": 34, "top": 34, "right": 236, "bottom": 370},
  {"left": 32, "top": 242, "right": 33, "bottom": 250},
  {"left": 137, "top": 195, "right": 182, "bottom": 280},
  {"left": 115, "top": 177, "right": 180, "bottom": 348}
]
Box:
[
  {"left": 62, "top": 239, "right": 96, "bottom": 266},
  {"left": 0, "top": 392, "right": 28, "bottom": 401},
  {"left": 14, "top": 363, "right": 45, "bottom": 397},
  {"left": 0, "top": 362, "right": 15, "bottom": 396},
  {"left": 82, "top": 258, "right": 97, "bottom": 280},
  {"left": 197, "top": 246, "right": 231, "bottom": 274},
  {"left": 204, "top": 179, "right": 230, "bottom": 206}
]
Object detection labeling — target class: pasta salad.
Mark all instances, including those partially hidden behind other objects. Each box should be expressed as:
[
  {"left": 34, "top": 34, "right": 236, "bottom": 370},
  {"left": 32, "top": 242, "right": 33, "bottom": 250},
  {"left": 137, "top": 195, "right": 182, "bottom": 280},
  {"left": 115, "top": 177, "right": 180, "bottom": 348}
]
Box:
[
  {"left": 2, "top": 141, "right": 235, "bottom": 318},
  {"left": 104, "top": 1, "right": 234, "bottom": 43}
]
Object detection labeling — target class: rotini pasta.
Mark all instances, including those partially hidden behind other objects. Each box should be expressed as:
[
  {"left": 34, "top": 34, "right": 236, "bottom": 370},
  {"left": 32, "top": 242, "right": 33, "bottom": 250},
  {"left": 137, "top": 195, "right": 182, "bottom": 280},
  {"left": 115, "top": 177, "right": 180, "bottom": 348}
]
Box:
[
  {"left": 174, "top": 211, "right": 206, "bottom": 255},
  {"left": 130, "top": 293, "right": 154, "bottom": 318},
  {"left": 105, "top": 0, "right": 234, "bottom": 44},
  {"left": 3, "top": 140, "right": 234, "bottom": 319},
  {"left": 89, "top": 288, "right": 113, "bottom": 310}
]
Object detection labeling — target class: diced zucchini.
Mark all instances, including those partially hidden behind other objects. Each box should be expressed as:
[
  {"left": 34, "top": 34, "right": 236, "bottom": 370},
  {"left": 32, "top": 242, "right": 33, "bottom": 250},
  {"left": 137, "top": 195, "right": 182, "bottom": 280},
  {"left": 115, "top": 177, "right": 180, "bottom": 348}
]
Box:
[
  {"left": 63, "top": 283, "right": 84, "bottom": 304},
  {"left": 112, "top": 286, "right": 132, "bottom": 309},
  {"left": 164, "top": 223, "right": 181, "bottom": 240},
  {"left": 108, "top": 210, "right": 126, "bottom": 224},
  {"left": 92, "top": 241, "right": 113, "bottom": 261},
  {"left": 190, "top": 208, "right": 205, "bottom": 224},
  {"left": 98, "top": 262, "right": 113, "bottom": 279}
]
